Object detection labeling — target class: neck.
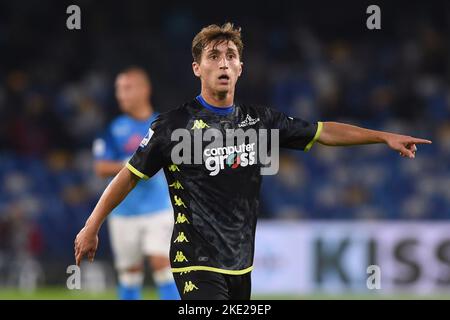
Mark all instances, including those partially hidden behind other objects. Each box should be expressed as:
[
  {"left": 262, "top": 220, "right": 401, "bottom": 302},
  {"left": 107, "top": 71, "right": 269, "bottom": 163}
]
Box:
[
  {"left": 130, "top": 104, "right": 153, "bottom": 120},
  {"left": 200, "top": 87, "right": 234, "bottom": 107}
]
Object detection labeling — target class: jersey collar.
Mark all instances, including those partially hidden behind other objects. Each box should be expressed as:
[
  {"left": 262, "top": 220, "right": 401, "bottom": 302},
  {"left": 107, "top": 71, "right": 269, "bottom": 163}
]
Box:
[{"left": 196, "top": 95, "right": 235, "bottom": 115}]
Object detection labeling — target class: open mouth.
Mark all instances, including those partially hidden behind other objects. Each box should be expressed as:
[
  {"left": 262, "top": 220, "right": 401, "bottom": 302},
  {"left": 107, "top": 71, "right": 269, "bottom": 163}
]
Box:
[{"left": 218, "top": 74, "right": 230, "bottom": 81}]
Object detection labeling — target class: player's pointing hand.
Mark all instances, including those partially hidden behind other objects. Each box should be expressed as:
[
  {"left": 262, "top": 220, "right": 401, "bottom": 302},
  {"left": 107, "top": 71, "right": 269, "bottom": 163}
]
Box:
[
  {"left": 385, "top": 134, "right": 432, "bottom": 159},
  {"left": 74, "top": 226, "right": 99, "bottom": 266}
]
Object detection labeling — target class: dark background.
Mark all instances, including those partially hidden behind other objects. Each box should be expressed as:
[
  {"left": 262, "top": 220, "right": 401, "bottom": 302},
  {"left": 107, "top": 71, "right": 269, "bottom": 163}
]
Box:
[{"left": 0, "top": 0, "right": 449, "bottom": 289}]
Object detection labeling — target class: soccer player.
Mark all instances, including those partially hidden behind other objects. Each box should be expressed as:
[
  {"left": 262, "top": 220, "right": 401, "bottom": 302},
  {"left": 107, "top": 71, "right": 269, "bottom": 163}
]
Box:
[
  {"left": 92, "top": 67, "right": 179, "bottom": 300},
  {"left": 75, "top": 24, "right": 432, "bottom": 300}
]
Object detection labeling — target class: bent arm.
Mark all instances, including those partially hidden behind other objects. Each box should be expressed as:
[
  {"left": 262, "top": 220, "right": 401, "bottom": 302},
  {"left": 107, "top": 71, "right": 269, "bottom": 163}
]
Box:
[
  {"left": 317, "top": 121, "right": 432, "bottom": 158},
  {"left": 84, "top": 167, "right": 139, "bottom": 234},
  {"left": 94, "top": 160, "right": 125, "bottom": 178}
]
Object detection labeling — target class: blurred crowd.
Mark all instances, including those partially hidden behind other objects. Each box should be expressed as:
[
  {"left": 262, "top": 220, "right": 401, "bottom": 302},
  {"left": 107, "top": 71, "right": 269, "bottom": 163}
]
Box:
[{"left": 0, "top": 1, "right": 449, "bottom": 275}]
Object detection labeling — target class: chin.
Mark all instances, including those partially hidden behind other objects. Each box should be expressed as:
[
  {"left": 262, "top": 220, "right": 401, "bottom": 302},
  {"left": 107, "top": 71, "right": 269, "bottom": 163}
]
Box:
[
  {"left": 216, "top": 90, "right": 229, "bottom": 98},
  {"left": 120, "top": 105, "right": 132, "bottom": 113},
  {"left": 216, "top": 85, "right": 231, "bottom": 93}
]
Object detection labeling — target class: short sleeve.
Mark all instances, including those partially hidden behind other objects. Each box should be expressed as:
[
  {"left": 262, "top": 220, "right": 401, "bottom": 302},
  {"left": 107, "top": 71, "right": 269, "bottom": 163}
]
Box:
[
  {"left": 269, "top": 108, "right": 323, "bottom": 151},
  {"left": 92, "top": 129, "right": 120, "bottom": 160},
  {"left": 127, "top": 115, "right": 170, "bottom": 179}
]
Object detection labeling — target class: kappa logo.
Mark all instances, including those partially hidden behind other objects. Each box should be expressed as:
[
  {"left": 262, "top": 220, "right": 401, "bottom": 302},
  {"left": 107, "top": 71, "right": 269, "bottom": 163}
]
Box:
[
  {"left": 183, "top": 281, "right": 199, "bottom": 294},
  {"left": 168, "top": 164, "right": 180, "bottom": 172},
  {"left": 238, "top": 114, "right": 260, "bottom": 128},
  {"left": 174, "top": 251, "right": 188, "bottom": 263},
  {"left": 174, "top": 195, "right": 187, "bottom": 208},
  {"left": 169, "top": 181, "right": 184, "bottom": 190},
  {"left": 191, "top": 119, "right": 210, "bottom": 130},
  {"left": 174, "top": 232, "right": 189, "bottom": 243},
  {"left": 175, "top": 213, "right": 190, "bottom": 224}
]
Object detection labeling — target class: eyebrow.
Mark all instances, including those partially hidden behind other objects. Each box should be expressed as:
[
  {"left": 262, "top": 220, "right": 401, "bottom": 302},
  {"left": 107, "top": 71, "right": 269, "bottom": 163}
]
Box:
[{"left": 206, "top": 48, "right": 238, "bottom": 55}]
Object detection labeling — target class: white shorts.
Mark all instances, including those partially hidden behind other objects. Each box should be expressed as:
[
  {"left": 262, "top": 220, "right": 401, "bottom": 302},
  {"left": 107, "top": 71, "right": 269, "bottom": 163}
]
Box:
[{"left": 108, "top": 209, "right": 174, "bottom": 270}]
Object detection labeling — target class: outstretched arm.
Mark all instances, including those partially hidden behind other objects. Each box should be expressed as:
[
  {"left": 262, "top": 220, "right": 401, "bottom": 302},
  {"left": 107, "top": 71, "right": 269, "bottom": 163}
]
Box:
[
  {"left": 74, "top": 167, "right": 140, "bottom": 265},
  {"left": 317, "top": 122, "right": 432, "bottom": 158}
]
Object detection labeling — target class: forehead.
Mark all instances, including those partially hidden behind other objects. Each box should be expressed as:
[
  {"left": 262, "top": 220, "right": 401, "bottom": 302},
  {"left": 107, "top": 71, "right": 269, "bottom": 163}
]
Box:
[
  {"left": 203, "top": 40, "right": 238, "bottom": 53},
  {"left": 116, "top": 72, "right": 145, "bottom": 86}
]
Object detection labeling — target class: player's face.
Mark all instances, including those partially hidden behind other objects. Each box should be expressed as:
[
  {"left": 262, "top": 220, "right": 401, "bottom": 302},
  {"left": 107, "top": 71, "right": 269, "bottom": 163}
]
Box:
[
  {"left": 115, "top": 73, "right": 150, "bottom": 113},
  {"left": 192, "top": 40, "right": 243, "bottom": 96}
]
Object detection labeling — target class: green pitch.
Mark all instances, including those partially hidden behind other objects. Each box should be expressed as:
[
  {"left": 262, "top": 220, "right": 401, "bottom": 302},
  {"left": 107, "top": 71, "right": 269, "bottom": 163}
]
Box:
[
  {"left": 0, "top": 287, "right": 151, "bottom": 300},
  {"left": 1, "top": 287, "right": 450, "bottom": 300}
]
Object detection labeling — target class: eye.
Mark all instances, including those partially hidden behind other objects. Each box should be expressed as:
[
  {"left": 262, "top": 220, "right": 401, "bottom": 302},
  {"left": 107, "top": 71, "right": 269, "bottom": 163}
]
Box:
[
  {"left": 227, "top": 54, "right": 236, "bottom": 60},
  {"left": 210, "top": 54, "right": 218, "bottom": 60}
]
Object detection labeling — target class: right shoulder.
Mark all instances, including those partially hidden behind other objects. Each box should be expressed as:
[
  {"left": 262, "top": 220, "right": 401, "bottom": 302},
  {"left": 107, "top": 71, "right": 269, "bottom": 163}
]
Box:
[{"left": 151, "top": 102, "right": 193, "bottom": 132}]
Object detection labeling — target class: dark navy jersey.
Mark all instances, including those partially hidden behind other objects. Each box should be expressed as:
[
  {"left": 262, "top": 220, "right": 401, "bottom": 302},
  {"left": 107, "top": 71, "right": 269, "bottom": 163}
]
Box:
[{"left": 127, "top": 97, "right": 322, "bottom": 275}]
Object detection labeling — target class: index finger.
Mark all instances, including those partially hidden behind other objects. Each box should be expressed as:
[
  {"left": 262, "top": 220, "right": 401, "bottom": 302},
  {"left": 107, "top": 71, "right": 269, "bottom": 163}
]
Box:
[
  {"left": 75, "top": 249, "right": 83, "bottom": 266},
  {"left": 410, "top": 138, "right": 432, "bottom": 144}
]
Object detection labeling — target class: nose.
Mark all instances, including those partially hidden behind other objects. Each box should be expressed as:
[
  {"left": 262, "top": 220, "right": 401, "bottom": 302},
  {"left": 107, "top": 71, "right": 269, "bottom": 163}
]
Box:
[{"left": 219, "top": 56, "right": 228, "bottom": 69}]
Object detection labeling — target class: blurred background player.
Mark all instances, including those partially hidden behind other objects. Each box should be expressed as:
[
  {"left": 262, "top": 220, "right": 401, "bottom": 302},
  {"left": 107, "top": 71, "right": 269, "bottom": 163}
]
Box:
[{"left": 92, "top": 67, "right": 179, "bottom": 300}]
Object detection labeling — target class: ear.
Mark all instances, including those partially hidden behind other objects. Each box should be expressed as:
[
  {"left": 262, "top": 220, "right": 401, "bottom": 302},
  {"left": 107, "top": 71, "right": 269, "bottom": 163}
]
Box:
[
  {"left": 192, "top": 62, "right": 201, "bottom": 78},
  {"left": 238, "top": 62, "right": 243, "bottom": 77}
]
